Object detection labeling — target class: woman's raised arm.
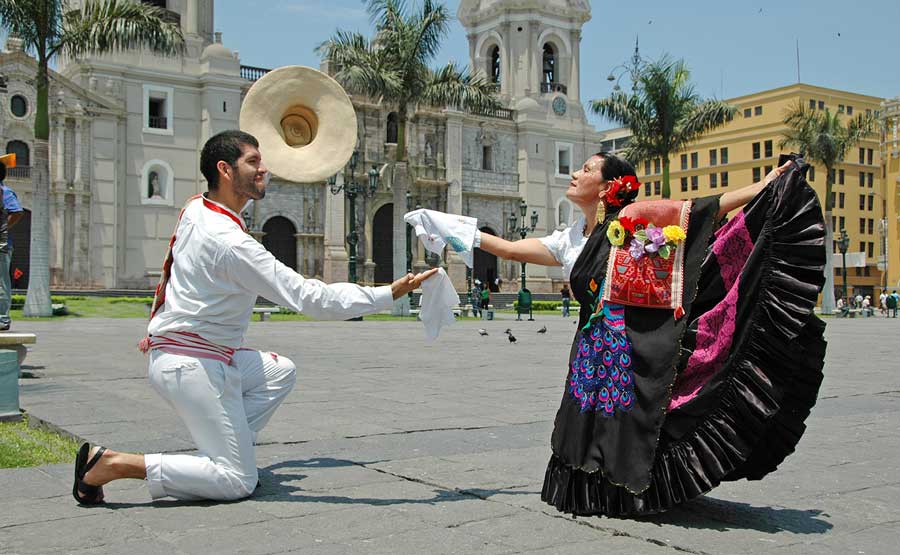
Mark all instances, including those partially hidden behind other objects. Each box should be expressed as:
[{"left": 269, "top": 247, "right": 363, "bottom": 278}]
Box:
[{"left": 717, "top": 160, "right": 792, "bottom": 218}]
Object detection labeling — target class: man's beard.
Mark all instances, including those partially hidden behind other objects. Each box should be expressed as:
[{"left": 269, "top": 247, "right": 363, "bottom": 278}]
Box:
[{"left": 235, "top": 172, "right": 265, "bottom": 200}]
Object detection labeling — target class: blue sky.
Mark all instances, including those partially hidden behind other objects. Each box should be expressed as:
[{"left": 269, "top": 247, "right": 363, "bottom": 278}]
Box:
[{"left": 218, "top": 0, "right": 899, "bottom": 129}]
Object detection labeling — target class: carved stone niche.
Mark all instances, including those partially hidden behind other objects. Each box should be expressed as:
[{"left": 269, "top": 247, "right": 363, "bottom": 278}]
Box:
[{"left": 476, "top": 123, "right": 497, "bottom": 147}]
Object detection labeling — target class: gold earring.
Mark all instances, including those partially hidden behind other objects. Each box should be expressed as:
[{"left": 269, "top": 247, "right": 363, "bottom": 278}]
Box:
[{"left": 596, "top": 202, "right": 606, "bottom": 224}]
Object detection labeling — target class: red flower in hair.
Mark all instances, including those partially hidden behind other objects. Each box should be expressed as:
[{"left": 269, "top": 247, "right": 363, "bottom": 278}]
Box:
[{"left": 604, "top": 175, "right": 641, "bottom": 208}]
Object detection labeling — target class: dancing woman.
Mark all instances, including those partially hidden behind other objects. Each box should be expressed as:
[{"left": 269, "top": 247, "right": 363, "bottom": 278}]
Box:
[{"left": 417, "top": 151, "right": 826, "bottom": 516}]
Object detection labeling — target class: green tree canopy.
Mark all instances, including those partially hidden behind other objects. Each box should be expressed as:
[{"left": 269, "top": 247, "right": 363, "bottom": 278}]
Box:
[
  {"left": 0, "top": 0, "right": 183, "bottom": 316},
  {"left": 591, "top": 55, "right": 735, "bottom": 198},
  {"left": 780, "top": 102, "right": 877, "bottom": 313},
  {"left": 316, "top": 0, "right": 498, "bottom": 161}
]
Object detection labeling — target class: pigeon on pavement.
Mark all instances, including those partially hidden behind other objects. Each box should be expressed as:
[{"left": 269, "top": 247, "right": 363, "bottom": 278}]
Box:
[{"left": 537, "top": 326, "right": 547, "bottom": 334}]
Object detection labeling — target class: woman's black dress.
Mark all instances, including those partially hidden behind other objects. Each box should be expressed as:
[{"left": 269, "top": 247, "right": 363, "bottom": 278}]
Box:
[{"left": 541, "top": 159, "right": 827, "bottom": 516}]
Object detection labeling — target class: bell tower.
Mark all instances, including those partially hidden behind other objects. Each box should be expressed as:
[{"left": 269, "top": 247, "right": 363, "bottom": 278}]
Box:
[{"left": 458, "top": 0, "right": 591, "bottom": 104}]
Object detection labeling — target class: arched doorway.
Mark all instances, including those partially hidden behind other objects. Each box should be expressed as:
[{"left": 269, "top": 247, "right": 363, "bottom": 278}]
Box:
[
  {"left": 262, "top": 216, "right": 297, "bottom": 270},
  {"left": 474, "top": 226, "right": 499, "bottom": 291},
  {"left": 8, "top": 208, "right": 31, "bottom": 289},
  {"left": 372, "top": 203, "right": 393, "bottom": 285}
]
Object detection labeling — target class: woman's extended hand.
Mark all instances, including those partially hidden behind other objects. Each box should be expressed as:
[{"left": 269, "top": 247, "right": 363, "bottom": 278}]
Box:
[
  {"left": 390, "top": 268, "right": 440, "bottom": 300},
  {"left": 764, "top": 160, "right": 793, "bottom": 185}
]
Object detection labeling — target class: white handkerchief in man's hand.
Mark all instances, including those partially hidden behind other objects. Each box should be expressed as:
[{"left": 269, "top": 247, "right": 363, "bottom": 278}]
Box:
[
  {"left": 418, "top": 268, "right": 459, "bottom": 340},
  {"left": 404, "top": 208, "right": 478, "bottom": 267}
]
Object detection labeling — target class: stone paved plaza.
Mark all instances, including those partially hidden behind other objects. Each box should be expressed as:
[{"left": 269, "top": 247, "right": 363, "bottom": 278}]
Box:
[{"left": 1, "top": 315, "right": 898, "bottom": 554}]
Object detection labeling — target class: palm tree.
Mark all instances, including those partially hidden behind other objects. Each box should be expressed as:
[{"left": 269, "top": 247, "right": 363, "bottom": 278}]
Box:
[
  {"left": 780, "top": 103, "right": 877, "bottom": 315},
  {"left": 0, "top": 0, "right": 183, "bottom": 316},
  {"left": 591, "top": 55, "right": 735, "bottom": 198},
  {"left": 316, "top": 0, "right": 498, "bottom": 163}
]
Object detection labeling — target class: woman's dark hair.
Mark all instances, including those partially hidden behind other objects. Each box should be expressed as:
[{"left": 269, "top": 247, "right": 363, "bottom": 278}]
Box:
[
  {"left": 0, "top": 162, "right": 6, "bottom": 181},
  {"left": 593, "top": 151, "right": 639, "bottom": 207},
  {"left": 200, "top": 130, "right": 259, "bottom": 190}
]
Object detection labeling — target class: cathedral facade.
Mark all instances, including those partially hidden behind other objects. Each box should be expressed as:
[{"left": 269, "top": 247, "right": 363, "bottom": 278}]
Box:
[{"left": 1, "top": 0, "right": 605, "bottom": 293}]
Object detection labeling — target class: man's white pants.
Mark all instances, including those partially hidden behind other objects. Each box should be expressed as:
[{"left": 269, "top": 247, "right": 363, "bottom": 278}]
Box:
[{"left": 144, "top": 349, "right": 296, "bottom": 500}]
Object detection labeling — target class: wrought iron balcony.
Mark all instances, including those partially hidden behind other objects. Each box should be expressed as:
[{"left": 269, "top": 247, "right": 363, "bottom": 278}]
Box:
[
  {"left": 466, "top": 106, "right": 514, "bottom": 120},
  {"left": 240, "top": 65, "right": 271, "bottom": 82},
  {"left": 6, "top": 166, "right": 30, "bottom": 179},
  {"left": 540, "top": 82, "right": 567, "bottom": 95},
  {"left": 148, "top": 116, "right": 168, "bottom": 129}
]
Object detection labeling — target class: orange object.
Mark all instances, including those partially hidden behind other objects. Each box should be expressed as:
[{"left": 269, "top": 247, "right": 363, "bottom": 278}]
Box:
[
  {"left": 0, "top": 153, "right": 15, "bottom": 169},
  {"left": 12, "top": 268, "right": 23, "bottom": 280}
]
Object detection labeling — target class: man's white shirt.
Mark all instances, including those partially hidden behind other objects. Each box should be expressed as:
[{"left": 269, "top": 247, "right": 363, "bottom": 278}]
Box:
[{"left": 148, "top": 196, "right": 393, "bottom": 348}]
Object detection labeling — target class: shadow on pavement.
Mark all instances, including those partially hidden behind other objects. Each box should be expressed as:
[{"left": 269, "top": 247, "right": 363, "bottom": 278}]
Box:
[
  {"left": 634, "top": 495, "right": 833, "bottom": 535},
  {"left": 89, "top": 457, "right": 539, "bottom": 510}
]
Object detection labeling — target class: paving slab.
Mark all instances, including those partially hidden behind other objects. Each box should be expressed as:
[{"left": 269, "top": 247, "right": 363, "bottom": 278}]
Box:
[{"left": 2, "top": 316, "right": 898, "bottom": 554}]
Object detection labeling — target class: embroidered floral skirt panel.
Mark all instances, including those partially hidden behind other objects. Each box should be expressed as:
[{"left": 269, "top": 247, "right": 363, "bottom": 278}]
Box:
[{"left": 542, "top": 163, "right": 827, "bottom": 516}]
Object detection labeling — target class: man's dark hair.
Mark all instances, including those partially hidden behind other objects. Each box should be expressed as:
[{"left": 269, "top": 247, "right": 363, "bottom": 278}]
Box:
[
  {"left": 200, "top": 130, "right": 259, "bottom": 190},
  {"left": 0, "top": 162, "right": 6, "bottom": 182}
]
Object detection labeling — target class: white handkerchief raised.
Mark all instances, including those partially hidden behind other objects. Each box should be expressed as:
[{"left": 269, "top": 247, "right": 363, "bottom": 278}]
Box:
[
  {"left": 418, "top": 268, "right": 459, "bottom": 340},
  {"left": 404, "top": 208, "right": 478, "bottom": 267}
]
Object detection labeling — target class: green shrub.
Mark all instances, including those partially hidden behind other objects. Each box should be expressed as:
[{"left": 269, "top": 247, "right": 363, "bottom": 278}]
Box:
[
  {"left": 108, "top": 297, "right": 154, "bottom": 304},
  {"left": 513, "top": 301, "right": 581, "bottom": 311},
  {"left": 10, "top": 294, "right": 84, "bottom": 309}
]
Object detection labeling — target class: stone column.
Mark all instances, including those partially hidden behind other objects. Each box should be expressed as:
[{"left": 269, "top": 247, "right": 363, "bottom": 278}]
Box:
[
  {"left": 323, "top": 178, "right": 348, "bottom": 283},
  {"left": 443, "top": 108, "right": 467, "bottom": 290},
  {"left": 500, "top": 23, "right": 511, "bottom": 96},
  {"left": 51, "top": 119, "right": 67, "bottom": 280},
  {"left": 570, "top": 30, "right": 581, "bottom": 102},
  {"left": 525, "top": 21, "right": 533, "bottom": 93},
  {"left": 72, "top": 119, "right": 85, "bottom": 284},
  {"left": 391, "top": 161, "right": 410, "bottom": 315}
]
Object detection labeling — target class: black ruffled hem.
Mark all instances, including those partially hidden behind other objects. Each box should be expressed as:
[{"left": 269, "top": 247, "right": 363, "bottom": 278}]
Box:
[{"left": 541, "top": 164, "right": 827, "bottom": 517}]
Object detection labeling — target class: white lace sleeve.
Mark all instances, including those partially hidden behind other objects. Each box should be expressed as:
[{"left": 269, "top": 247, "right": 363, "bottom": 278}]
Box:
[
  {"left": 538, "top": 228, "right": 567, "bottom": 266},
  {"left": 537, "top": 217, "right": 587, "bottom": 280}
]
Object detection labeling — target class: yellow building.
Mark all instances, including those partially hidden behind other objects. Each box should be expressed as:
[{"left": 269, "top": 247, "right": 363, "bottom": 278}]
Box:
[
  {"left": 626, "top": 83, "right": 886, "bottom": 301},
  {"left": 880, "top": 97, "right": 900, "bottom": 293}
]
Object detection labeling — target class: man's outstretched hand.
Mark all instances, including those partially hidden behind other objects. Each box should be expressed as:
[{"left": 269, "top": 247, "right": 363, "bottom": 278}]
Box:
[{"left": 391, "top": 268, "right": 440, "bottom": 300}]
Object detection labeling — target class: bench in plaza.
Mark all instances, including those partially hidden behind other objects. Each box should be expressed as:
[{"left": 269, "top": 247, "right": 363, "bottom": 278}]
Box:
[
  {"left": 0, "top": 332, "right": 36, "bottom": 366},
  {"left": 409, "top": 307, "right": 463, "bottom": 319},
  {"left": 0, "top": 334, "right": 36, "bottom": 422},
  {"left": 253, "top": 307, "right": 281, "bottom": 321}
]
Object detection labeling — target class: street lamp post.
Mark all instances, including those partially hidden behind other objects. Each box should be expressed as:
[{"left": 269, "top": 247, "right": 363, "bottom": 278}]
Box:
[
  {"left": 405, "top": 191, "right": 414, "bottom": 307},
  {"left": 328, "top": 150, "right": 379, "bottom": 284},
  {"left": 508, "top": 199, "right": 539, "bottom": 321},
  {"left": 837, "top": 228, "right": 850, "bottom": 307},
  {"left": 606, "top": 37, "right": 643, "bottom": 91}
]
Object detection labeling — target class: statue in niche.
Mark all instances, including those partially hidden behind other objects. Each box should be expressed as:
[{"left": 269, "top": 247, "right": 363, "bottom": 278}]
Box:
[
  {"left": 148, "top": 171, "right": 164, "bottom": 199},
  {"left": 476, "top": 126, "right": 496, "bottom": 146},
  {"left": 424, "top": 139, "right": 433, "bottom": 160}
]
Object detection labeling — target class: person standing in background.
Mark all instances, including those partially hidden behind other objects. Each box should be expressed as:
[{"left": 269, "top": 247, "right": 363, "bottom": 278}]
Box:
[
  {"left": 560, "top": 285, "right": 571, "bottom": 318},
  {"left": 0, "top": 154, "right": 24, "bottom": 332}
]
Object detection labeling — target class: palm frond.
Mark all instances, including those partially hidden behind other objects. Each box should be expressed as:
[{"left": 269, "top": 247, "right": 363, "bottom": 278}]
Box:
[
  {"left": 589, "top": 91, "right": 644, "bottom": 128},
  {"left": 410, "top": 0, "right": 449, "bottom": 65},
  {"left": 58, "top": 0, "right": 183, "bottom": 59},
  {"left": 421, "top": 62, "right": 499, "bottom": 112},
  {"left": 675, "top": 99, "right": 736, "bottom": 147},
  {"left": 0, "top": 0, "right": 62, "bottom": 56},
  {"left": 318, "top": 30, "right": 403, "bottom": 101}
]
